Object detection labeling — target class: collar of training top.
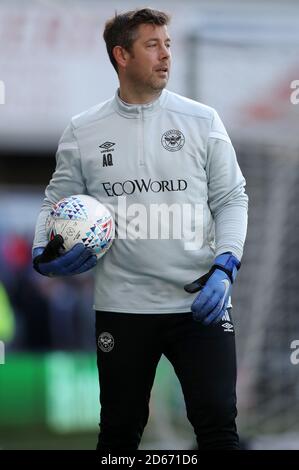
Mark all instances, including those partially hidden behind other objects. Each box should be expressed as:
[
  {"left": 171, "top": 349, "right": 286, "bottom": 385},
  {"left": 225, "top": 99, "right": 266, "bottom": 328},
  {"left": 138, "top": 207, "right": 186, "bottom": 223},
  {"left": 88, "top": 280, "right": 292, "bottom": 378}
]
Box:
[{"left": 113, "top": 88, "right": 168, "bottom": 118}]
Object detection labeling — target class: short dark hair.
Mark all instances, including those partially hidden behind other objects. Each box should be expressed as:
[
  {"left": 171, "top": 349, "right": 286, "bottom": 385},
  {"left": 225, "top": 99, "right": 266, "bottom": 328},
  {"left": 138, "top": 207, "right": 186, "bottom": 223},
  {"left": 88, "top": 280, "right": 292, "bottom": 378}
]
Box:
[{"left": 103, "top": 8, "right": 170, "bottom": 72}]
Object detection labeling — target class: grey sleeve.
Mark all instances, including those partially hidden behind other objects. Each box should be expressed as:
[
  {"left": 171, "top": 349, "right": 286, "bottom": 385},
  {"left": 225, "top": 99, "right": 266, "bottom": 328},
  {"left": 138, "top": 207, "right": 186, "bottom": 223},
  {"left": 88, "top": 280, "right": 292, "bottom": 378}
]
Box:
[
  {"left": 206, "top": 111, "right": 248, "bottom": 261},
  {"left": 32, "top": 124, "right": 86, "bottom": 249}
]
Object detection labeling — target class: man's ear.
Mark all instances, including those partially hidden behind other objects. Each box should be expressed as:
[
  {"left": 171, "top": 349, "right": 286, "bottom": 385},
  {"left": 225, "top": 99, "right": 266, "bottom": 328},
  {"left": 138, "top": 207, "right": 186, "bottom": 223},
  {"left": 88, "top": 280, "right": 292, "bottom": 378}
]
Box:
[{"left": 113, "top": 46, "right": 130, "bottom": 70}]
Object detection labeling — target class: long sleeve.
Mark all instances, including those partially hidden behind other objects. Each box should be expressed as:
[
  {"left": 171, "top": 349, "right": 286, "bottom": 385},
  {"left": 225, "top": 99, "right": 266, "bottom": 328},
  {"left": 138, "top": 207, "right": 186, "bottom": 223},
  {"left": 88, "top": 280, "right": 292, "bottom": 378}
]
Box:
[
  {"left": 206, "top": 111, "right": 248, "bottom": 260},
  {"left": 33, "top": 124, "right": 86, "bottom": 249}
]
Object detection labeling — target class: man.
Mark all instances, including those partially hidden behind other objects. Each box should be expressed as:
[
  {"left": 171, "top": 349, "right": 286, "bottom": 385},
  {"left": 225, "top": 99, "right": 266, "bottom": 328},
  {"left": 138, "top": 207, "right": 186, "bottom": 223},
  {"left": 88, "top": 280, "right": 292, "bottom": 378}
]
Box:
[{"left": 33, "top": 8, "right": 248, "bottom": 450}]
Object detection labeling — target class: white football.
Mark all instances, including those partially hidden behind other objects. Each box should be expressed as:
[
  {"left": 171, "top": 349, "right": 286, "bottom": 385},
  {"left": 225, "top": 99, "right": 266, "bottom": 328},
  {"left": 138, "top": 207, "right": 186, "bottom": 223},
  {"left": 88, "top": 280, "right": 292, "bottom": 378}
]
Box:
[{"left": 46, "top": 194, "right": 114, "bottom": 259}]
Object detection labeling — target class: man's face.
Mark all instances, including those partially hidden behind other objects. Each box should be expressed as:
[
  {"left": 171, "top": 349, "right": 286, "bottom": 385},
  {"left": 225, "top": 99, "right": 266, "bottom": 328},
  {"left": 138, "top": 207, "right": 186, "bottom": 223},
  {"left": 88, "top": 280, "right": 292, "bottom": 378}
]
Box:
[{"left": 124, "top": 24, "right": 171, "bottom": 92}]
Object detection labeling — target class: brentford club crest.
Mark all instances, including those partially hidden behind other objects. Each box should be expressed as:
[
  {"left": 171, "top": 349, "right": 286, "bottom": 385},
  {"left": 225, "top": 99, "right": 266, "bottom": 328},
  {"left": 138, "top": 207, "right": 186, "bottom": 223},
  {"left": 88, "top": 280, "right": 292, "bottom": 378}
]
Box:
[
  {"left": 161, "top": 129, "right": 185, "bottom": 152},
  {"left": 98, "top": 332, "right": 114, "bottom": 352}
]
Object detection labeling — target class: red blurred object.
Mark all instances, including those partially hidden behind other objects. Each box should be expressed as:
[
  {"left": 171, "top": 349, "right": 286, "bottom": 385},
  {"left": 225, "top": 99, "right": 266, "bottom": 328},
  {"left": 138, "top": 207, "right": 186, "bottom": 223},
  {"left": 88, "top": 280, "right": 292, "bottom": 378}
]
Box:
[{"left": 2, "top": 234, "right": 31, "bottom": 270}]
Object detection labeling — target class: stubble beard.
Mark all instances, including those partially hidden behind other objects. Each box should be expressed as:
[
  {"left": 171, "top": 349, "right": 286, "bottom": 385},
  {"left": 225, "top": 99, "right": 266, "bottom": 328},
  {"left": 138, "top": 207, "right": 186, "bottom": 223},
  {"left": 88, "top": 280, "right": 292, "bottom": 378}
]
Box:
[
  {"left": 129, "top": 69, "right": 169, "bottom": 96},
  {"left": 138, "top": 75, "right": 169, "bottom": 97}
]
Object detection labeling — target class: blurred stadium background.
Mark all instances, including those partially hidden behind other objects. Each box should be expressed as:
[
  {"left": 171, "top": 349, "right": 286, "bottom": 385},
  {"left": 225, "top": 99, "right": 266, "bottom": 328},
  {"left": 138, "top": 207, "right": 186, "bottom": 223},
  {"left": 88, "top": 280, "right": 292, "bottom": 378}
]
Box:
[{"left": 1, "top": 0, "right": 299, "bottom": 450}]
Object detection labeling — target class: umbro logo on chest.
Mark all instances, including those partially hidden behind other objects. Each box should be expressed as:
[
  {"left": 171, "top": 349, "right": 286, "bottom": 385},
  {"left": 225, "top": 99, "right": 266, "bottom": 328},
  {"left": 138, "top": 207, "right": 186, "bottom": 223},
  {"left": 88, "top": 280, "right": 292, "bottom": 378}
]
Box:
[{"left": 99, "top": 141, "right": 115, "bottom": 167}]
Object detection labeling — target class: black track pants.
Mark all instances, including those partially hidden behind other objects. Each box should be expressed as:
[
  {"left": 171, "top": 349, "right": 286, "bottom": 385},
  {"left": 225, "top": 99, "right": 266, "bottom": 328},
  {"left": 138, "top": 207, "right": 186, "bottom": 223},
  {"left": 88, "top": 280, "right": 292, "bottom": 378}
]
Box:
[{"left": 95, "top": 310, "right": 239, "bottom": 451}]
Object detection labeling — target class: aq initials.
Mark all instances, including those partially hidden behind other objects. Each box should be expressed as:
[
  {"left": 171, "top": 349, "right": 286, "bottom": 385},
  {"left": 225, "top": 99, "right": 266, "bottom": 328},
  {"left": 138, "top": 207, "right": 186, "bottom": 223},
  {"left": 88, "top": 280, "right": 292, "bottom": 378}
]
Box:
[{"left": 103, "top": 153, "right": 113, "bottom": 167}]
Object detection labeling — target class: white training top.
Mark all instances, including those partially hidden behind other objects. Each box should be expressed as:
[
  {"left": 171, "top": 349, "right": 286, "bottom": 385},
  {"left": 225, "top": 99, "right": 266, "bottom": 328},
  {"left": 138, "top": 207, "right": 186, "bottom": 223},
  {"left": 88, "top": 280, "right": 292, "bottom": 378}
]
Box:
[{"left": 33, "top": 89, "right": 248, "bottom": 313}]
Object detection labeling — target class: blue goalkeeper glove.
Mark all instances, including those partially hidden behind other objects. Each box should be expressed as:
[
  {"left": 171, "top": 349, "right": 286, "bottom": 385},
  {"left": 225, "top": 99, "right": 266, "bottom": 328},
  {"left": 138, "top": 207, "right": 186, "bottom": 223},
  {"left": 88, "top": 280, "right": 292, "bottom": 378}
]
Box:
[
  {"left": 33, "top": 234, "right": 97, "bottom": 277},
  {"left": 184, "top": 252, "right": 241, "bottom": 325}
]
